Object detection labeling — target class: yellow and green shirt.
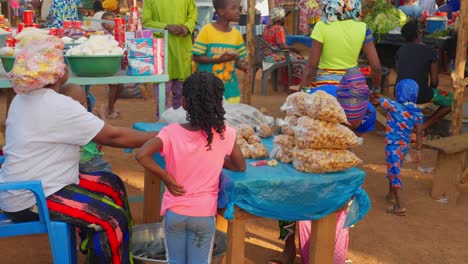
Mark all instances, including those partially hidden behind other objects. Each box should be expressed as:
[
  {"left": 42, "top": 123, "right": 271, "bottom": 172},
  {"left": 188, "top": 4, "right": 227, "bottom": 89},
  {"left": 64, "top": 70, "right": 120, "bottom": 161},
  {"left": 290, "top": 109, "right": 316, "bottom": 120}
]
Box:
[{"left": 192, "top": 23, "right": 247, "bottom": 102}]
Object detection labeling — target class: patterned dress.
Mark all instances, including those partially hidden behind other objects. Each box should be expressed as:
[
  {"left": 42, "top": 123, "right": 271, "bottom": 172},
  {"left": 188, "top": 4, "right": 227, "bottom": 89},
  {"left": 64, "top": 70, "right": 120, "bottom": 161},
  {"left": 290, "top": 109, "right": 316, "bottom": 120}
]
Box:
[
  {"left": 48, "top": 0, "right": 79, "bottom": 28},
  {"left": 381, "top": 98, "right": 423, "bottom": 188}
]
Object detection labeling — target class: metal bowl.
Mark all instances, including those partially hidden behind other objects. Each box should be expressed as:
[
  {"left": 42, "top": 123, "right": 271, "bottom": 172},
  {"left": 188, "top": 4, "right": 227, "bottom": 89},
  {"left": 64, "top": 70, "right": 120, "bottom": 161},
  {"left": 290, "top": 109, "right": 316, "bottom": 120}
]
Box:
[{"left": 132, "top": 222, "right": 227, "bottom": 264}]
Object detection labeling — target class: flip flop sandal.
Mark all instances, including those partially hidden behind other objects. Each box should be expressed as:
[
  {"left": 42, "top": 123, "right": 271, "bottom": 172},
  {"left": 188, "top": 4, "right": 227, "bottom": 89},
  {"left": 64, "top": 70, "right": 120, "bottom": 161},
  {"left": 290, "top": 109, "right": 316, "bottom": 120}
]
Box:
[
  {"left": 386, "top": 205, "right": 407, "bottom": 216},
  {"left": 268, "top": 260, "right": 294, "bottom": 264}
]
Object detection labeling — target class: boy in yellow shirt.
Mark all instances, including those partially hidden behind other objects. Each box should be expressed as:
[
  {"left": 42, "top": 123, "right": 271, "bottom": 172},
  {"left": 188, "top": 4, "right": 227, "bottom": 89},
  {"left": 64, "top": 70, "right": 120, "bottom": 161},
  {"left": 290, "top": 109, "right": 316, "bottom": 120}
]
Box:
[{"left": 192, "top": 0, "right": 247, "bottom": 103}]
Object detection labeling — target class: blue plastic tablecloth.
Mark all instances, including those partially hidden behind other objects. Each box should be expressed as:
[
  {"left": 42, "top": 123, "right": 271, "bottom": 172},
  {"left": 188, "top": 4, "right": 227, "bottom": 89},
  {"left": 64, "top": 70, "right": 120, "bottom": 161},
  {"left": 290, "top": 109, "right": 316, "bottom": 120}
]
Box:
[{"left": 133, "top": 122, "right": 370, "bottom": 227}]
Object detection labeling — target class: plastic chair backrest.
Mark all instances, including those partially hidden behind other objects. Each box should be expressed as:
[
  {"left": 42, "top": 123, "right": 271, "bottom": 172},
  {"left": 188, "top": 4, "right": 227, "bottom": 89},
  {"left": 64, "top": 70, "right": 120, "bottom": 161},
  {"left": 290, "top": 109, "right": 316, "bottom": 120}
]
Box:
[{"left": 0, "top": 181, "right": 62, "bottom": 262}]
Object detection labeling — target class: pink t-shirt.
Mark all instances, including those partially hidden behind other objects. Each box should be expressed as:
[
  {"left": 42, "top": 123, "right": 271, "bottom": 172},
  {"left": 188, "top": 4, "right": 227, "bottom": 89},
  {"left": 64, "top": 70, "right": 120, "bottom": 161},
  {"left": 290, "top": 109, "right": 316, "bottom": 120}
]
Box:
[{"left": 157, "top": 123, "right": 237, "bottom": 217}]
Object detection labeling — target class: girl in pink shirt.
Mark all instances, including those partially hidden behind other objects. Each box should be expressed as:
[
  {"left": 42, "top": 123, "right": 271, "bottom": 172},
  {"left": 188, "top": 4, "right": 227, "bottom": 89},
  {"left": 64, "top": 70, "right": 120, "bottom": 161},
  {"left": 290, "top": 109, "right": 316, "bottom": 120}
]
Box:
[{"left": 136, "top": 72, "right": 246, "bottom": 263}]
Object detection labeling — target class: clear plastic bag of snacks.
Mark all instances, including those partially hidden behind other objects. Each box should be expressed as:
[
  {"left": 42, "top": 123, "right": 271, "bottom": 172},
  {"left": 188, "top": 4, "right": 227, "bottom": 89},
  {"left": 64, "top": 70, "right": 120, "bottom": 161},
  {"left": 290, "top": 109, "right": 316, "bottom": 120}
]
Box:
[
  {"left": 292, "top": 148, "right": 362, "bottom": 173},
  {"left": 294, "top": 117, "right": 359, "bottom": 149}
]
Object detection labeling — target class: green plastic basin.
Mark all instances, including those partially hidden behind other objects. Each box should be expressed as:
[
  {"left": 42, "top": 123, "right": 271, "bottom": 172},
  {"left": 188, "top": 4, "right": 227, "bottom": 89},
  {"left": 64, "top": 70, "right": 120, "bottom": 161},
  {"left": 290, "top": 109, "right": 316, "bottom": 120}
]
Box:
[
  {"left": 65, "top": 55, "right": 123, "bottom": 77},
  {"left": 0, "top": 55, "right": 15, "bottom": 73}
]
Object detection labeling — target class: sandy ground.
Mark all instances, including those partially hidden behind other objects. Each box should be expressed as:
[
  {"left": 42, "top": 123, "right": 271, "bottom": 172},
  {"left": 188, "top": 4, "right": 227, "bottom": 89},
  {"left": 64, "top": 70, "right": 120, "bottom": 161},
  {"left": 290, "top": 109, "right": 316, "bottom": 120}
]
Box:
[{"left": 0, "top": 71, "right": 467, "bottom": 264}]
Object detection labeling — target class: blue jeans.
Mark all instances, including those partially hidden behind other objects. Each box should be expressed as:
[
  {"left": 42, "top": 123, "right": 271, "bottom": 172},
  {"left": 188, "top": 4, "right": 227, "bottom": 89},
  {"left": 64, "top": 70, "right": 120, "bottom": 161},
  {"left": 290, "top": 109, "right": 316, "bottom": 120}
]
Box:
[{"left": 163, "top": 210, "right": 216, "bottom": 264}]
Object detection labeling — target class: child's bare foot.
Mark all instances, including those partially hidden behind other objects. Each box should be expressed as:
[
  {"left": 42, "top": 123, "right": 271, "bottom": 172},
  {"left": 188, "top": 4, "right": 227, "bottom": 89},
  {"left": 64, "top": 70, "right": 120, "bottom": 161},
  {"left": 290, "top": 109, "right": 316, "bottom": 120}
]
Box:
[
  {"left": 386, "top": 205, "right": 407, "bottom": 216},
  {"left": 268, "top": 252, "right": 296, "bottom": 264}
]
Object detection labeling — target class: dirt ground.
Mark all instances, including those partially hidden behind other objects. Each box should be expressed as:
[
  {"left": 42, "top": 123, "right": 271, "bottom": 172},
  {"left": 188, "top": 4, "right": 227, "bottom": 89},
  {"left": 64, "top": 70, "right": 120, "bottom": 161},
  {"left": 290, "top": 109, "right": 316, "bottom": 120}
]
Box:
[{"left": 0, "top": 71, "right": 467, "bottom": 264}]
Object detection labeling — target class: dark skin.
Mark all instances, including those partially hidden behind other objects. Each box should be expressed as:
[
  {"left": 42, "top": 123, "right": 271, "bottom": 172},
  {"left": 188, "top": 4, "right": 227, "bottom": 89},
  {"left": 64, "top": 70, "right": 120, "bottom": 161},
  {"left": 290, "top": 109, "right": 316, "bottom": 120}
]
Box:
[
  {"left": 396, "top": 29, "right": 451, "bottom": 131},
  {"left": 192, "top": 0, "right": 247, "bottom": 71},
  {"left": 135, "top": 97, "right": 246, "bottom": 196}
]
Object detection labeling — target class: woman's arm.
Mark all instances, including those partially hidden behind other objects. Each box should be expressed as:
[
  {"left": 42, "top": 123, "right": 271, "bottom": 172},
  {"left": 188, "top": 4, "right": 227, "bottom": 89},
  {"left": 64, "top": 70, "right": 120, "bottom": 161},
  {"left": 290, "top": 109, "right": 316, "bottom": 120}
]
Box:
[
  {"left": 223, "top": 143, "right": 246, "bottom": 171},
  {"left": 300, "top": 40, "right": 323, "bottom": 87},
  {"left": 93, "top": 124, "right": 158, "bottom": 149},
  {"left": 135, "top": 137, "right": 185, "bottom": 196},
  {"left": 362, "top": 41, "right": 382, "bottom": 93}
]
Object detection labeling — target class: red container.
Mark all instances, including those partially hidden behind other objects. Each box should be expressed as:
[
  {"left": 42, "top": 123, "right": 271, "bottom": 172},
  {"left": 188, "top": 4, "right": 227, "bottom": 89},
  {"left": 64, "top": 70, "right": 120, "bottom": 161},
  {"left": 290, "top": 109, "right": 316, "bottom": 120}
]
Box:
[
  {"left": 63, "top": 20, "right": 72, "bottom": 29},
  {"left": 130, "top": 6, "right": 139, "bottom": 13},
  {"left": 32, "top": 23, "right": 40, "bottom": 28},
  {"left": 121, "top": 51, "right": 128, "bottom": 70},
  {"left": 23, "top": 10, "right": 34, "bottom": 25},
  {"left": 72, "top": 20, "right": 83, "bottom": 29},
  {"left": 114, "top": 32, "right": 126, "bottom": 48},
  {"left": 49, "top": 28, "right": 58, "bottom": 35},
  {"left": 57, "top": 28, "right": 65, "bottom": 37},
  {"left": 114, "top": 17, "right": 126, "bottom": 34},
  {"left": 5, "top": 37, "right": 14, "bottom": 47},
  {"left": 17, "top": 23, "right": 24, "bottom": 32}
]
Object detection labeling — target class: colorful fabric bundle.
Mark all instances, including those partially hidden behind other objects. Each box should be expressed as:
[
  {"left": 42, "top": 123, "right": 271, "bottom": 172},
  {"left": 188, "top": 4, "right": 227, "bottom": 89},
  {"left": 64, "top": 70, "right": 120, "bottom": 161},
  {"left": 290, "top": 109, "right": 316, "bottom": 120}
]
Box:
[
  {"left": 321, "top": 0, "right": 362, "bottom": 23},
  {"left": 336, "top": 69, "right": 370, "bottom": 126},
  {"left": 7, "top": 37, "right": 66, "bottom": 94}
]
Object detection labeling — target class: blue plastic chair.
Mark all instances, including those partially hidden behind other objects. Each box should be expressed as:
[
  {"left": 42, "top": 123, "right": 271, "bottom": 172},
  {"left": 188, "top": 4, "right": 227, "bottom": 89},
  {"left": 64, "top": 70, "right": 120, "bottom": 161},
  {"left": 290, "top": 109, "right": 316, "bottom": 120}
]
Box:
[{"left": 0, "top": 181, "right": 77, "bottom": 264}]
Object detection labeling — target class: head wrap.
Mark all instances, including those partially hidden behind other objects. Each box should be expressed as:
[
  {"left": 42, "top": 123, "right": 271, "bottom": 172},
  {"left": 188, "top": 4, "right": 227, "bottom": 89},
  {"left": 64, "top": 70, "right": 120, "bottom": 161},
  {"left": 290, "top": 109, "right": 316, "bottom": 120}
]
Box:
[
  {"left": 7, "top": 37, "right": 66, "bottom": 94},
  {"left": 321, "top": 0, "right": 362, "bottom": 24},
  {"left": 102, "top": 0, "right": 119, "bottom": 12},
  {"left": 395, "top": 79, "right": 419, "bottom": 104},
  {"left": 270, "top": 7, "right": 286, "bottom": 22},
  {"left": 336, "top": 68, "right": 370, "bottom": 126}
]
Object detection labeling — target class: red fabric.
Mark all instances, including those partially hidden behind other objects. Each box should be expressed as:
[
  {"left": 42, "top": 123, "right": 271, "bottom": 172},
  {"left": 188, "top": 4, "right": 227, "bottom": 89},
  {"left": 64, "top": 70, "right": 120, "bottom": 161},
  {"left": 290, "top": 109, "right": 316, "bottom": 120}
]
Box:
[{"left": 262, "top": 25, "right": 286, "bottom": 47}]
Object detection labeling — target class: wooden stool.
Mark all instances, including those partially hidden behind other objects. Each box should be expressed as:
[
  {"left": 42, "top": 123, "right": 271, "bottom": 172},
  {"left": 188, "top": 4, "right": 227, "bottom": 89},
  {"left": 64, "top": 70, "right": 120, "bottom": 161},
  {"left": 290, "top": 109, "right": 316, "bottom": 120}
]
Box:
[{"left": 423, "top": 134, "right": 468, "bottom": 204}]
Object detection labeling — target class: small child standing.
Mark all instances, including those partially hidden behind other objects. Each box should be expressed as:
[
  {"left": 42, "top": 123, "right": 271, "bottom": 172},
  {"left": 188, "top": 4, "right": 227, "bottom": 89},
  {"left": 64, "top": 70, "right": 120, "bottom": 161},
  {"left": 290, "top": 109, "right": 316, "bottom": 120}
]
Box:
[
  {"left": 59, "top": 83, "right": 112, "bottom": 174},
  {"left": 136, "top": 72, "right": 246, "bottom": 263},
  {"left": 192, "top": 0, "right": 247, "bottom": 103},
  {"left": 102, "top": 11, "right": 125, "bottom": 119},
  {"left": 380, "top": 79, "right": 423, "bottom": 216}
]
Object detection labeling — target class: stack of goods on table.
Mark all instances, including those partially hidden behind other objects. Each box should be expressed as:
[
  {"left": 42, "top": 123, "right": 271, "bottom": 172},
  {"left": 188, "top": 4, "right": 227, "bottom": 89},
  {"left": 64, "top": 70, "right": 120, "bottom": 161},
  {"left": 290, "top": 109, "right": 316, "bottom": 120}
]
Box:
[
  {"left": 235, "top": 123, "right": 271, "bottom": 160},
  {"left": 274, "top": 91, "right": 362, "bottom": 173}
]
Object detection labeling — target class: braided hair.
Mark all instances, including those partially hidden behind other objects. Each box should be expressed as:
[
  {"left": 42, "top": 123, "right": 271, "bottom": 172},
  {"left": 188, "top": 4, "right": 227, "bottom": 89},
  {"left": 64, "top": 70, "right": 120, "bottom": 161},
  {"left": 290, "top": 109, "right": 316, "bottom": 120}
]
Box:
[{"left": 183, "top": 72, "right": 226, "bottom": 150}]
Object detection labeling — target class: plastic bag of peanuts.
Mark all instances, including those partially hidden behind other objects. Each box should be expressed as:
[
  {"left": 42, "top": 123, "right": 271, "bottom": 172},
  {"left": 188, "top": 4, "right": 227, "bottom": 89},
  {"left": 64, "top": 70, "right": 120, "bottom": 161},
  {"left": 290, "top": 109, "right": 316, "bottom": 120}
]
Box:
[
  {"left": 305, "top": 90, "right": 348, "bottom": 124},
  {"left": 294, "top": 117, "right": 359, "bottom": 149},
  {"left": 277, "top": 115, "right": 298, "bottom": 136},
  {"left": 237, "top": 124, "right": 255, "bottom": 139},
  {"left": 248, "top": 143, "right": 269, "bottom": 159},
  {"left": 255, "top": 124, "right": 273, "bottom": 138},
  {"left": 273, "top": 134, "right": 295, "bottom": 149},
  {"left": 271, "top": 146, "right": 292, "bottom": 163},
  {"left": 291, "top": 148, "right": 362, "bottom": 173},
  {"left": 280, "top": 92, "right": 312, "bottom": 116}
]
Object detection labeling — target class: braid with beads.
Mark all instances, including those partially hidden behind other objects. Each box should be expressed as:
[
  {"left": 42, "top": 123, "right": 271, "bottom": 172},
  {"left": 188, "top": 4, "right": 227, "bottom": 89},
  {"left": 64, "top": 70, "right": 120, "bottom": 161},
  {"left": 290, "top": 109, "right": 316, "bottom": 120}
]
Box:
[{"left": 183, "top": 72, "right": 226, "bottom": 150}]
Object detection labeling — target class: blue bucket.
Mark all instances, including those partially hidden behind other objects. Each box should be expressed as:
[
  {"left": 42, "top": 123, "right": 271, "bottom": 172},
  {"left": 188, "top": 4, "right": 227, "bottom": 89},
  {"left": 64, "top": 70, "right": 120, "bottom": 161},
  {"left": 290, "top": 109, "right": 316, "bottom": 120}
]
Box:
[{"left": 426, "top": 17, "right": 447, "bottom": 33}]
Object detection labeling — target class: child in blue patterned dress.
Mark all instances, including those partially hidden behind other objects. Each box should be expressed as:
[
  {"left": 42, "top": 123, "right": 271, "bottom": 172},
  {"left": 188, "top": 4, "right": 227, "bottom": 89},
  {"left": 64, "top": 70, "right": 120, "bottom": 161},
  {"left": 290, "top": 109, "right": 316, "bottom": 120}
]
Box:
[{"left": 378, "top": 79, "right": 423, "bottom": 216}]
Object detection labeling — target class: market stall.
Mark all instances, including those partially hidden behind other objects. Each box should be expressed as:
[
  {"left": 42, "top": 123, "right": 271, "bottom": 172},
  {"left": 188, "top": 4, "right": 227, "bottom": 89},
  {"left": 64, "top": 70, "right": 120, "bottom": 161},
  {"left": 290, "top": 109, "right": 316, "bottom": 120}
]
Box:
[
  {"left": 0, "top": 11, "right": 170, "bottom": 117},
  {"left": 131, "top": 121, "right": 370, "bottom": 264}
]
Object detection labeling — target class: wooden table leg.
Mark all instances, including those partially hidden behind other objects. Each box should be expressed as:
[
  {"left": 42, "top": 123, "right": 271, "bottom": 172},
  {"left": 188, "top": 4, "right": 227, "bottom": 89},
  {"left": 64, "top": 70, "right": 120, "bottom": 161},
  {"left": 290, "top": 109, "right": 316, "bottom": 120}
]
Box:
[
  {"left": 143, "top": 168, "right": 162, "bottom": 223},
  {"left": 5, "top": 88, "right": 14, "bottom": 117},
  {"left": 226, "top": 217, "right": 246, "bottom": 264},
  {"left": 309, "top": 212, "right": 337, "bottom": 264},
  {"left": 431, "top": 151, "right": 464, "bottom": 204}
]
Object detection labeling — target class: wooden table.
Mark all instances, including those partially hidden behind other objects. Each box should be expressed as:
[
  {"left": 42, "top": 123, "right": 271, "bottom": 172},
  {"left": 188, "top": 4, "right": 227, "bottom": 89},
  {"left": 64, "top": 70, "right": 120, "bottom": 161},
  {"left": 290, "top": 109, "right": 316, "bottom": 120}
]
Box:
[
  {"left": 134, "top": 123, "right": 369, "bottom": 264},
  {"left": 423, "top": 133, "right": 468, "bottom": 204}
]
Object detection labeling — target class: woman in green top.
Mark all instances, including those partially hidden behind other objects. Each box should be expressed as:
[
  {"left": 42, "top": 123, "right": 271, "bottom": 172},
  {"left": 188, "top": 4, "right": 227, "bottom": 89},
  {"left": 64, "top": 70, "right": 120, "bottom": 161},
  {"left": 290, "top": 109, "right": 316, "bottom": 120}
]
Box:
[
  {"left": 271, "top": 1, "right": 383, "bottom": 263},
  {"left": 142, "top": 0, "right": 198, "bottom": 118}
]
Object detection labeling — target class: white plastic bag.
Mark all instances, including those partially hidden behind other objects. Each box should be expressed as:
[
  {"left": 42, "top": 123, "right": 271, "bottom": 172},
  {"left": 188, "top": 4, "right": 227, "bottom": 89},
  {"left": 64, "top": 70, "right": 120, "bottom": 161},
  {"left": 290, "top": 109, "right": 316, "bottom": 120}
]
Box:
[{"left": 160, "top": 107, "right": 187, "bottom": 124}]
